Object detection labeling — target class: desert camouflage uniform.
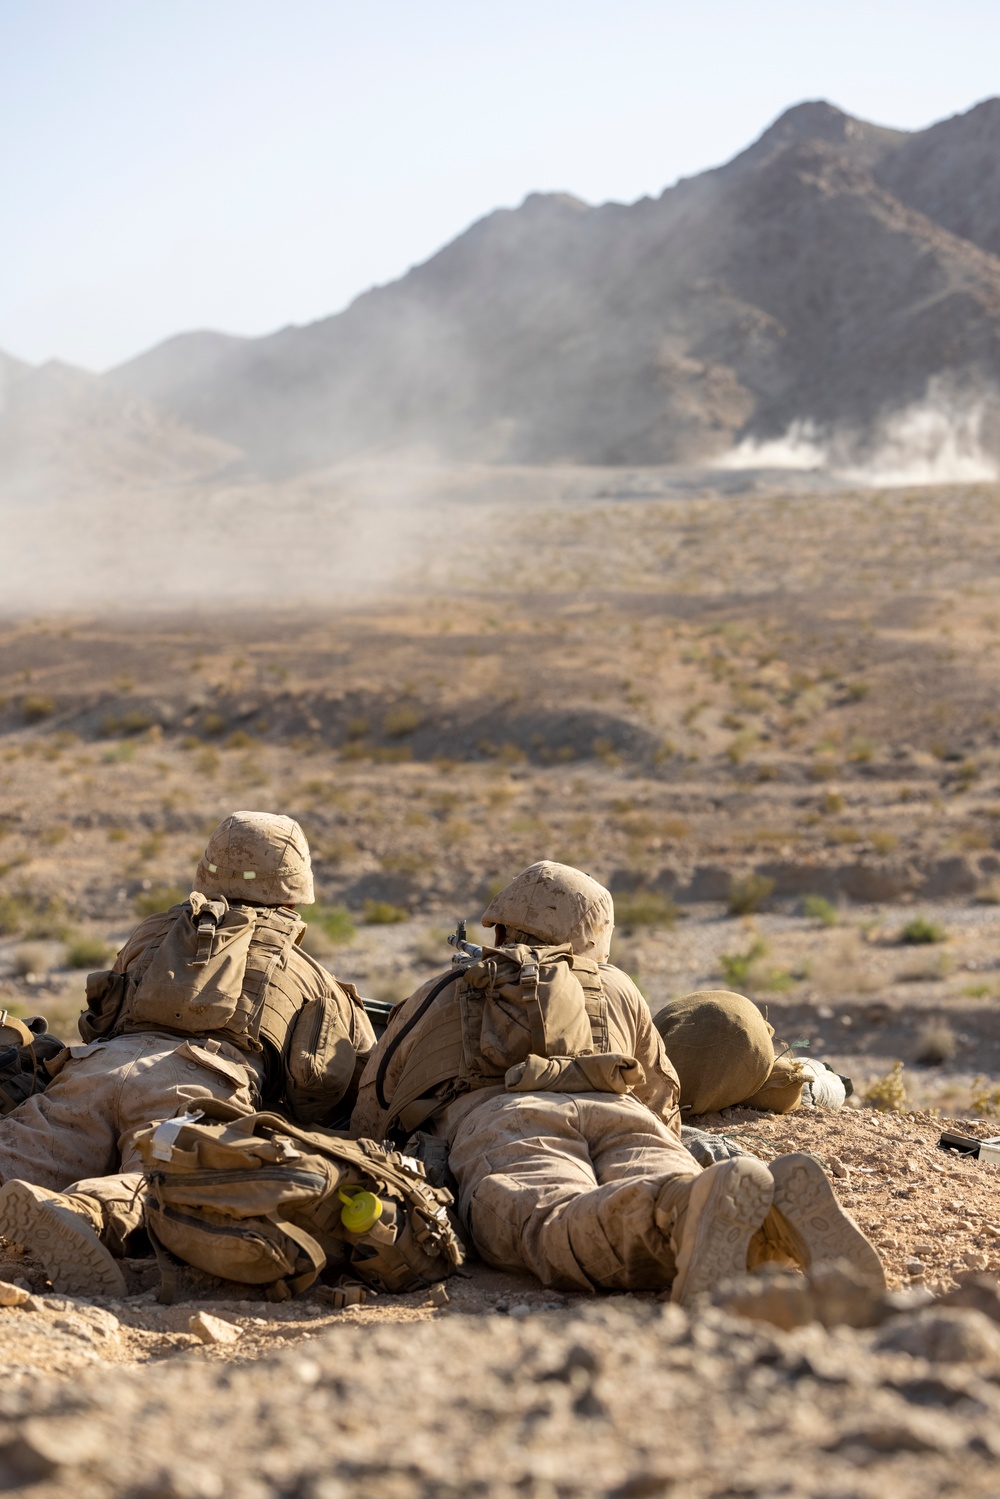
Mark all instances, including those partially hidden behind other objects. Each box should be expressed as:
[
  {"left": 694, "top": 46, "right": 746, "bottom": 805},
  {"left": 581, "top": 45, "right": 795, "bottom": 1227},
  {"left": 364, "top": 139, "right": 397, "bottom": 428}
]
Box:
[
  {"left": 0, "top": 812, "right": 375, "bottom": 1294},
  {"left": 353, "top": 861, "right": 885, "bottom": 1301}
]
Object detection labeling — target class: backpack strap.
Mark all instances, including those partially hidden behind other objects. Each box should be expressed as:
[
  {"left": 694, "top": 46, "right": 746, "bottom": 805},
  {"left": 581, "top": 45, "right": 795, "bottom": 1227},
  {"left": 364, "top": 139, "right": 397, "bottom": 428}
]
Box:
[
  {"left": 188, "top": 894, "right": 228, "bottom": 967},
  {"left": 518, "top": 953, "right": 548, "bottom": 1058},
  {"left": 261, "top": 1217, "right": 327, "bottom": 1301}
]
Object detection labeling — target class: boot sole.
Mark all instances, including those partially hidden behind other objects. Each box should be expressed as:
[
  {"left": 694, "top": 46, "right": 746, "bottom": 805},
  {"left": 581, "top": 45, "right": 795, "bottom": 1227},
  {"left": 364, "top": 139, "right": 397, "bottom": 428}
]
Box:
[
  {"left": 671, "top": 1158, "right": 774, "bottom": 1306},
  {"left": 769, "top": 1154, "right": 886, "bottom": 1288},
  {"left": 0, "top": 1180, "right": 126, "bottom": 1297}
]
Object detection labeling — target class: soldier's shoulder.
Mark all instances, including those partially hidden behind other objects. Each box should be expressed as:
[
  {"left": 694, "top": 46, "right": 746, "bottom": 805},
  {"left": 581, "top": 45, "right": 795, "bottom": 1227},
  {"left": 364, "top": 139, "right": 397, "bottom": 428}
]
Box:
[
  {"left": 598, "top": 962, "right": 650, "bottom": 1009},
  {"left": 286, "top": 942, "right": 345, "bottom": 992},
  {"left": 112, "top": 904, "right": 180, "bottom": 969}
]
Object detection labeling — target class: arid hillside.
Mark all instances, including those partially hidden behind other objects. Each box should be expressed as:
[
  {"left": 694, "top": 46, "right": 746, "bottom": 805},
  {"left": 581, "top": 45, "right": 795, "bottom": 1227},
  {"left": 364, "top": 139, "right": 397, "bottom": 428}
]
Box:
[
  {"left": 2, "top": 476, "right": 1000, "bottom": 1496},
  {"left": 100, "top": 98, "right": 1000, "bottom": 473},
  {"left": 2, "top": 474, "right": 1000, "bottom": 1116}
]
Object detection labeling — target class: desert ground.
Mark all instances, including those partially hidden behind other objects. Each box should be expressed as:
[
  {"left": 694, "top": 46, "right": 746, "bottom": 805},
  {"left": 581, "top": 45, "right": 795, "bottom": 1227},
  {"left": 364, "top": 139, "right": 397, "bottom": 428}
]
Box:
[{"left": 2, "top": 469, "right": 1000, "bottom": 1495}]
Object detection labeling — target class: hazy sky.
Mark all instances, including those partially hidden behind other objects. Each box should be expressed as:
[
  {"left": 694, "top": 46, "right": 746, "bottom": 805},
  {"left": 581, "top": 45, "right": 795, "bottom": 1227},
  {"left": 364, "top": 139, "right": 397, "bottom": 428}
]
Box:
[{"left": 3, "top": 0, "right": 999, "bottom": 372}]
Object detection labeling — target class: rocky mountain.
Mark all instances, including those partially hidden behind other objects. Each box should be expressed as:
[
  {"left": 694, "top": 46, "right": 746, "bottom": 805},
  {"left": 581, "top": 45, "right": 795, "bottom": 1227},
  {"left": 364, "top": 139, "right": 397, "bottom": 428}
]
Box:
[{"left": 86, "top": 95, "right": 1000, "bottom": 474}]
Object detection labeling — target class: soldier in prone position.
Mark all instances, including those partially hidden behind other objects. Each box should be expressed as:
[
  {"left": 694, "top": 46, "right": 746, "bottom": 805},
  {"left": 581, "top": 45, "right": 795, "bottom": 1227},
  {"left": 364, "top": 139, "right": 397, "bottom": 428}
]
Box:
[
  {"left": 0, "top": 811, "right": 375, "bottom": 1296},
  {"left": 352, "top": 861, "right": 885, "bottom": 1303}
]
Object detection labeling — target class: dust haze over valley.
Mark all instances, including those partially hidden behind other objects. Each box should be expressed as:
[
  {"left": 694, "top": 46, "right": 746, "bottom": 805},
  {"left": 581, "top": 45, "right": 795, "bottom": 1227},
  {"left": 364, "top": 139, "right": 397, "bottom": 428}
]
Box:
[{"left": 6, "top": 97, "right": 1000, "bottom": 606}]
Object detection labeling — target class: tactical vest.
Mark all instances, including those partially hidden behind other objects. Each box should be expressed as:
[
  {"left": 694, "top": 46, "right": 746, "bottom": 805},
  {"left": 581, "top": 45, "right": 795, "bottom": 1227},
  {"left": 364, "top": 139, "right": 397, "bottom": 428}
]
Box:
[
  {"left": 82, "top": 896, "right": 364, "bottom": 1122},
  {"left": 376, "top": 943, "right": 612, "bottom": 1134}
]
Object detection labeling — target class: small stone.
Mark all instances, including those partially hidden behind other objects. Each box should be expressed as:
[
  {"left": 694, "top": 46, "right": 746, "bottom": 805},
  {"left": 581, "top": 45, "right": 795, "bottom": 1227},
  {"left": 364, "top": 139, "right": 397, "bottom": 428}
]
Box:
[
  {"left": 0, "top": 1281, "right": 29, "bottom": 1307},
  {"left": 876, "top": 1308, "right": 1000, "bottom": 1363},
  {"left": 963, "top": 1250, "right": 990, "bottom": 1271},
  {"left": 188, "top": 1311, "right": 243, "bottom": 1346},
  {"left": 0, "top": 1417, "right": 102, "bottom": 1480},
  {"left": 828, "top": 1156, "right": 849, "bottom": 1179},
  {"left": 905, "top": 1257, "right": 925, "bottom": 1277},
  {"left": 426, "top": 1283, "right": 449, "bottom": 1308},
  {"left": 509, "top": 1303, "right": 533, "bottom": 1319}
]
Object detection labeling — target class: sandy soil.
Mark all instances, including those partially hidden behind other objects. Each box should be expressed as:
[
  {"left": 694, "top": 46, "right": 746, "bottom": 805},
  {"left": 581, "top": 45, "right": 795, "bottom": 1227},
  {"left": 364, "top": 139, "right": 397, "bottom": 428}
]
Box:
[{"left": 2, "top": 472, "right": 1000, "bottom": 1494}]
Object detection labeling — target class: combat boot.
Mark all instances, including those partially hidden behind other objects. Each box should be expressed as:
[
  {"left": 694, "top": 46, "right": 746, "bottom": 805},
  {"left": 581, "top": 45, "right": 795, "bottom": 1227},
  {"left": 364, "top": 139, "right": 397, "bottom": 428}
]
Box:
[
  {"left": 658, "top": 1157, "right": 774, "bottom": 1306},
  {"left": 748, "top": 1153, "right": 885, "bottom": 1287},
  {"left": 0, "top": 1180, "right": 127, "bottom": 1297}
]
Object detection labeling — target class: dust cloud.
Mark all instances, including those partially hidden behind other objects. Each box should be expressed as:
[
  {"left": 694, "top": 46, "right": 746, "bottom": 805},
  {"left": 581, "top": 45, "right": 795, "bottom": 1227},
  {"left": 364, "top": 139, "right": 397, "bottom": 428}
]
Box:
[{"left": 712, "top": 381, "right": 999, "bottom": 486}]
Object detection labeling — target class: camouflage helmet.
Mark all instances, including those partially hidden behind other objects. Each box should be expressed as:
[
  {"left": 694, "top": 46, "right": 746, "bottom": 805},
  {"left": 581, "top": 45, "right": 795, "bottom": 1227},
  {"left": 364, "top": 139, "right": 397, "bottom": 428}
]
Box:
[
  {"left": 195, "top": 811, "right": 314, "bottom": 905},
  {"left": 481, "top": 860, "right": 614, "bottom": 961}
]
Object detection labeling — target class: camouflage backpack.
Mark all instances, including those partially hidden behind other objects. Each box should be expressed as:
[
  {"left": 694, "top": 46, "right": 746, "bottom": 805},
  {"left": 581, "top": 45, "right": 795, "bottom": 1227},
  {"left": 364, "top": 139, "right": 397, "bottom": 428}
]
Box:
[
  {"left": 374, "top": 942, "right": 622, "bottom": 1135},
  {"left": 0, "top": 1014, "right": 68, "bottom": 1115},
  {"left": 135, "top": 1104, "right": 465, "bottom": 1301}
]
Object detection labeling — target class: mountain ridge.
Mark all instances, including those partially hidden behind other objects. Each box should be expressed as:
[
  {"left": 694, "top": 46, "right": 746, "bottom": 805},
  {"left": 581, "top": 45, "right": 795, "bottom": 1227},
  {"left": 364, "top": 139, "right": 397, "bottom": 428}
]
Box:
[{"left": 64, "top": 96, "right": 1000, "bottom": 474}]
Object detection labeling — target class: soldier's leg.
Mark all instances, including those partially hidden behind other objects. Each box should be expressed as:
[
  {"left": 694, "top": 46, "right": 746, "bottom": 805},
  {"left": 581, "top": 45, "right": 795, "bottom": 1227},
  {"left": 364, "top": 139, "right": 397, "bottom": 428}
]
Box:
[
  {"left": 112, "top": 1035, "right": 260, "bottom": 1171},
  {"left": 534, "top": 1094, "right": 774, "bottom": 1297},
  {"left": 0, "top": 1178, "right": 128, "bottom": 1296},
  {"left": 0, "top": 1039, "right": 131, "bottom": 1190},
  {"left": 750, "top": 1154, "right": 886, "bottom": 1286},
  {"left": 0, "top": 1035, "right": 259, "bottom": 1296},
  {"left": 448, "top": 1092, "right": 604, "bottom": 1291},
  {"left": 449, "top": 1091, "right": 774, "bottom": 1297}
]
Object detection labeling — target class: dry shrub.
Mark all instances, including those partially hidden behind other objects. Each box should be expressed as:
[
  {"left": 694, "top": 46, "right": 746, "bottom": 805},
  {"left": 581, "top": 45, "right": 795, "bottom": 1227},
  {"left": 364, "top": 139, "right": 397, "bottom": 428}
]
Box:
[
  {"left": 12, "top": 945, "right": 46, "bottom": 978},
  {"left": 971, "top": 1077, "right": 1000, "bottom": 1117},
  {"left": 809, "top": 930, "right": 880, "bottom": 997},
  {"left": 615, "top": 890, "right": 678, "bottom": 931},
  {"left": 727, "top": 873, "right": 774, "bottom": 916},
  {"left": 65, "top": 935, "right": 112, "bottom": 969},
  {"left": 803, "top": 894, "right": 838, "bottom": 927},
  {"left": 865, "top": 1061, "right": 907, "bottom": 1112},
  {"left": 363, "top": 900, "right": 409, "bottom": 926},
  {"left": 915, "top": 1022, "right": 957, "bottom": 1066},
  {"left": 900, "top": 915, "right": 946, "bottom": 945},
  {"left": 134, "top": 884, "right": 186, "bottom": 917}
]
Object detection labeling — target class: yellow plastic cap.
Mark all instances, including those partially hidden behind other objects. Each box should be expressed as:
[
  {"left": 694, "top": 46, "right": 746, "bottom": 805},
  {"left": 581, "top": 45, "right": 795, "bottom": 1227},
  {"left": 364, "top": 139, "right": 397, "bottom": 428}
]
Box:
[{"left": 338, "top": 1187, "right": 383, "bottom": 1235}]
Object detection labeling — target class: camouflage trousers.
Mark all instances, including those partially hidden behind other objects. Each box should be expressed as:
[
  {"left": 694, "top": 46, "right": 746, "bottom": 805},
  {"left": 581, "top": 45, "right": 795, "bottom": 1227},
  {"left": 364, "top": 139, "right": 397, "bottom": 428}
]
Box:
[
  {"left": 0, "top": 1032, "right": 259, "bottom": 1251},
  {"left": 446, "top": 1090, "right": 698, "bottom": 1292}
]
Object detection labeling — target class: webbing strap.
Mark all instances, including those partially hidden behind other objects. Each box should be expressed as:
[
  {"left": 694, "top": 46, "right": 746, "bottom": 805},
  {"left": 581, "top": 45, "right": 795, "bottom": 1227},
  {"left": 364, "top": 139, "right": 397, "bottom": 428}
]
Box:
[
  {"left": 264, "top": 1216, "right": 327, "bottom": 1300},
  {"left": 520, "top": 956, "right": 547, "bottom": 1058}
]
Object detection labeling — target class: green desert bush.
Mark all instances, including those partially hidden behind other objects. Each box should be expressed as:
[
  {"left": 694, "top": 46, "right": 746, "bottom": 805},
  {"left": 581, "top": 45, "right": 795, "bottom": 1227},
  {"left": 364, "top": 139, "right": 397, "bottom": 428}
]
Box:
[
  {"left": 727, "top": 873, "right": 775, "bottom": 916},
  {"left": 363, "top": 900, "right": 409, "bottom": 926},
  {"left": 65, "top": 935, "right": 112, "bottom": 969},
  {"left": 803, "top": 894, "right": 838, "bottom": 927},
  {"left": 900, "top": 915, "right": 946, "bottom": 945},
  {"left": 613, "top": 890, "right": 678, "bottom": 931}
]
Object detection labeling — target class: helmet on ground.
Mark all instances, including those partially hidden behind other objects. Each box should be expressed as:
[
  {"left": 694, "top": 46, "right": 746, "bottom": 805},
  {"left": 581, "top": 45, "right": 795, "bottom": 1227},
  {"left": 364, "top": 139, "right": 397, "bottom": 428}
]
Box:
[
  {"left": 481, "top": 860, "right": 614, "bottom": 961},
  {"left": 195, "top": 810, "right": 314, "bottom": 905}
]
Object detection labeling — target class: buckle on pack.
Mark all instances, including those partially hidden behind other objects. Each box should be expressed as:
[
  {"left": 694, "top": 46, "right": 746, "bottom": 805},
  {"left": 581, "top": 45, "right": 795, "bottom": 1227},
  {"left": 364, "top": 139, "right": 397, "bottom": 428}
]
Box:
[{"left": 148, "top": 1110, "right": 204, "bottom": 1162}]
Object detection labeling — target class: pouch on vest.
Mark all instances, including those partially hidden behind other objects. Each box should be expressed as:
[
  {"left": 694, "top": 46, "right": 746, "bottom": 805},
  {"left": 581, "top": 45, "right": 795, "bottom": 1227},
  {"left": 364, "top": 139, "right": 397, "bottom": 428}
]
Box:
[
  {"left": 126, "top": 893, "right": 258, "bottom": 1036},
  {"left": 136, "top": 1107, "right": 465, "bottom": 1301},
  {"left": 470, "top": 944, "right": 596, "bottom": 1075},
  {"left": 80, "top": 969, "right": 130, "bottom": 1042},
  {"left": 284, "top": 991, "right": 359, "bottom": 1125}
]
